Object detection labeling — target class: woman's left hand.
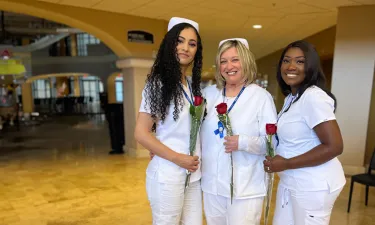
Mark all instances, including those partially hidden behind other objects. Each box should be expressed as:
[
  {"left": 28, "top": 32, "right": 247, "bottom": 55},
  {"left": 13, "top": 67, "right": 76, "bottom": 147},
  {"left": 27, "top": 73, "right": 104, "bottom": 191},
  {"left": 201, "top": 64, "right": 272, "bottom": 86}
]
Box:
[
  {"left": 224, "top": 135, "right": 239, "bottom": 153},
  {"left": 263, "top": 155, "right": 289, "bottom": 173}
]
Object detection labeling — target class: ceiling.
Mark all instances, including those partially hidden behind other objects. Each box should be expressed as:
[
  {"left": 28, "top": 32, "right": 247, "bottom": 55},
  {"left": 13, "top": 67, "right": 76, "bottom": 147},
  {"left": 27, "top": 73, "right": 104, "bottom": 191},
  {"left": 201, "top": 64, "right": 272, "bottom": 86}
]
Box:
[{"left": 36, "top": 0, "right": 375, "bottom": 60}]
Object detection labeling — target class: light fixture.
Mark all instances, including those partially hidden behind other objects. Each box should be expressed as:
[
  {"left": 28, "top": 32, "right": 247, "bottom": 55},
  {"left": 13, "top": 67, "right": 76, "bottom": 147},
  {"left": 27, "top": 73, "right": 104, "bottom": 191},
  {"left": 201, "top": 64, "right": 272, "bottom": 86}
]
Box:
[{"left": 253, "top": 25, "right": 262, "bottom": 29}]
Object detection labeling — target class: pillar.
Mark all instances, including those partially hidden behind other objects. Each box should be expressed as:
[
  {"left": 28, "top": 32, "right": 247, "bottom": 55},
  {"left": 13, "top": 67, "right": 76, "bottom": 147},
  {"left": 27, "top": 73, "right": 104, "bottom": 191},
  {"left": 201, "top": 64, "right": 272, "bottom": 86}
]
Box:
[
  {"left": 73, "top": 76, "right": 80, "bottom": 96},
  {"left": 116, "top": 58, "right": 154, "bottom": 158},
  {"left": 70, "top": 34, "right": 77, "bottom": 57},
  {"left": 331, "top": 5, "right": 375, "bottom": 175},
  {"left": 21, "top": 83, "right": 33, "bottom": 113}
]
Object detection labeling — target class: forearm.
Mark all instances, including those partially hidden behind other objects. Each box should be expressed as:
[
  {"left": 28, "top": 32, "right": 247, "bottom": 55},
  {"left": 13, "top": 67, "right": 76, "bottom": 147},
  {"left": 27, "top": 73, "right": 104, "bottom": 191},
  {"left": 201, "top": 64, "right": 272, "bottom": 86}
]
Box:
[
  {"left": 238, "top": 134, "right": 266, "bottom": 155},
  {"left": 286, "top": 144, "right": 341, "bottom": 169},
  {"left": 135, "top": 131, "right": 179, "bottom": 163}
]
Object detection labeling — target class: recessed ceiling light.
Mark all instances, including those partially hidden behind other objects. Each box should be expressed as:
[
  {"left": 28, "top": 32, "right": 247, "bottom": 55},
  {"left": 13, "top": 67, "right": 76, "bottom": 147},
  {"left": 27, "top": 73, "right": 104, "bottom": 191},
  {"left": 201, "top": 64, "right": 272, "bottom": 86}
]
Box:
[{"left": 253, "top": 25, "right": 262, "bottom": 29}]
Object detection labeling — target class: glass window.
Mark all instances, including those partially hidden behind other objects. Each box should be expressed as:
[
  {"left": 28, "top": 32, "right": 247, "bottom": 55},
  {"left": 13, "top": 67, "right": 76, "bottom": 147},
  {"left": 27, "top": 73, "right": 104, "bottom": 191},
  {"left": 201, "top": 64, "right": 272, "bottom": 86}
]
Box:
[
  {"left": 115, "top": 77, "right": 123, "bottom": 102},
  {"left": 81, "top": 76, "right": 102, "bottom": 102},
  {"left": 77, "top": 33, "right": 100, "bottom": 56},
  {"left": 32, "top": 79, "right": 51, "bottom": 98}
]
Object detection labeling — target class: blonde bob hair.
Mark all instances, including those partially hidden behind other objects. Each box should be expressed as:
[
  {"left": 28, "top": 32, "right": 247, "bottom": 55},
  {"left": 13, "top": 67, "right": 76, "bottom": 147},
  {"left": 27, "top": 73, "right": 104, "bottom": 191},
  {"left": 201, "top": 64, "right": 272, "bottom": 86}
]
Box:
[{"left": 215, "top": 40, "right": 257, "bottom": 89}]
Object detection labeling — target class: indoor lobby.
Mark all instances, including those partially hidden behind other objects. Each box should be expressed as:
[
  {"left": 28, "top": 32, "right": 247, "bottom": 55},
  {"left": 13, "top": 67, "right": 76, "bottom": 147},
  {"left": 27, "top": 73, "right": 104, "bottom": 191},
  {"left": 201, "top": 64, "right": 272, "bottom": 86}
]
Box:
[{"left": 0, "top": 0, "right": 375, "bottom": 224}]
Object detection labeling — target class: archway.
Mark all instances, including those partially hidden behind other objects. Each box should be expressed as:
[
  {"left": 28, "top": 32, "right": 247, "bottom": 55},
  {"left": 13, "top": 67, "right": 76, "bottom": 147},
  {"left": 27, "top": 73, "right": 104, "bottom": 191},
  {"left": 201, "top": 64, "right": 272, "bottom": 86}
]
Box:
[
  {"left": 0, "top": 0, "right": 130, "bottom": 57},
  {"left": 22, "top": 73, "right": 104, "bottom": 114}
]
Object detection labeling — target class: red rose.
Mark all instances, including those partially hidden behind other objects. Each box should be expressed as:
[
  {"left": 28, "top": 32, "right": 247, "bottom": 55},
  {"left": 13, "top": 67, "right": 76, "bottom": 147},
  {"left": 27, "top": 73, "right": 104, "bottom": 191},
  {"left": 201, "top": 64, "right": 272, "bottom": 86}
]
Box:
[
  {"left": 266, "top": 124, "right": 277, "bottom": 135},
  {"left": 216, "top": 103, "right": 228, "bottom": 114},
  {"left": 194, "top": 96, "right": 203, "bottom": 106}
]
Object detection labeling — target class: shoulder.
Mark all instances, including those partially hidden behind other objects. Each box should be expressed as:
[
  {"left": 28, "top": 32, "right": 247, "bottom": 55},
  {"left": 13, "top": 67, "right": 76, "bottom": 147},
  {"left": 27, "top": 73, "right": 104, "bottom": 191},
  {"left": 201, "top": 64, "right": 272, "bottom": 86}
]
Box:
[
  {"left": 202, "top": 84, "right": 220, "bottom": 96},
  {"left": 301, "top": 86, "right": 334, "bottom": 106},
  {"left": 246, "top": 84, "right": 274, "bottom": 101}
]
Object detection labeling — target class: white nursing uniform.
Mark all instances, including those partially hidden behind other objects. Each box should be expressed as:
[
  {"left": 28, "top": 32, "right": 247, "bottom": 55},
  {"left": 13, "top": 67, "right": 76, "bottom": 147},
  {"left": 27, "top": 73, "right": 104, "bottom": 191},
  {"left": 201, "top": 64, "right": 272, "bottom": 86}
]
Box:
[
  {"left": 201, "top": 84, "right": 277, "bottom": 225},
  {"left": 274, "top": 86, "right": 346, "bottom": 225},
  {"left": 139, "top": 81, "right": 202, "bottom": 225}
]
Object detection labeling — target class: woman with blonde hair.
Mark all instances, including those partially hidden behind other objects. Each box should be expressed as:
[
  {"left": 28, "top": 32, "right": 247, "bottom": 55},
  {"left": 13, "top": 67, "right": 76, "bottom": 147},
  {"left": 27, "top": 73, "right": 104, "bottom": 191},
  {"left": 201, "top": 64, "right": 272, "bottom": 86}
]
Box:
[{"left": 200, "top": 38, "right": 277, "bottom": 225}]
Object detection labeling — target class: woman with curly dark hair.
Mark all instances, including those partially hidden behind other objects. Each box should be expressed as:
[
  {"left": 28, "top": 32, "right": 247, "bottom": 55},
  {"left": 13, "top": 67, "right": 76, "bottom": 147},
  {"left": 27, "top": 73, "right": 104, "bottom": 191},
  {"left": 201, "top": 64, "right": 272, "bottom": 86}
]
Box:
[{"left": 134, "top": 17, "right": 203, "bottom": 225}]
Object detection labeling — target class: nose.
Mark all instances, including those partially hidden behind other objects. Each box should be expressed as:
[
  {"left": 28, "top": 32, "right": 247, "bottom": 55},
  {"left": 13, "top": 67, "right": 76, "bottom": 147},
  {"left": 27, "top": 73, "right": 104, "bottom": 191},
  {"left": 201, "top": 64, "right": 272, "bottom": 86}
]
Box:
[
  {"left": 287, "top": 61, "right": 297, "bottom": 71},
  {"left": 181, "top": 42, "right": 189, "bottom": 52},
  {"left": 226, "top": 61, "right": 234, "bottom": 70}
]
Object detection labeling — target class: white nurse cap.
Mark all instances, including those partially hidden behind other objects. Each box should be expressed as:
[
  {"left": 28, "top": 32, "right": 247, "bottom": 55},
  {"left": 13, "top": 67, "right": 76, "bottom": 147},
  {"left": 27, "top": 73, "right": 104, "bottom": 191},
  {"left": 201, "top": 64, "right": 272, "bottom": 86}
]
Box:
[
  {"left": 168, "top": 17, "right": 199, "bottom": 32},
  {"left": 218, "top": 38, "right": 249, "bottom": 49}
]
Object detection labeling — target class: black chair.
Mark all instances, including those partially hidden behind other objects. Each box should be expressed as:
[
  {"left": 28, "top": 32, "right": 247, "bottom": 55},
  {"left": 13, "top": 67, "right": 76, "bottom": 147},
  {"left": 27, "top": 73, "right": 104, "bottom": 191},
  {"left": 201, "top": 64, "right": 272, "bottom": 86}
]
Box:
[{"left": 347, "top": 150, "right": 375, "bottom": 212}]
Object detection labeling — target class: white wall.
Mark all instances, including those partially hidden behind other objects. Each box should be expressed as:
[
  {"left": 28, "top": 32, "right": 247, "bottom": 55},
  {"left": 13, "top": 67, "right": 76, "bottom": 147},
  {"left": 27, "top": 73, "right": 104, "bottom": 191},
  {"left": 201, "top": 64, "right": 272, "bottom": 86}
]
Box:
[{"left": 332, "top": 5, "right": 375, "bottom": 174}]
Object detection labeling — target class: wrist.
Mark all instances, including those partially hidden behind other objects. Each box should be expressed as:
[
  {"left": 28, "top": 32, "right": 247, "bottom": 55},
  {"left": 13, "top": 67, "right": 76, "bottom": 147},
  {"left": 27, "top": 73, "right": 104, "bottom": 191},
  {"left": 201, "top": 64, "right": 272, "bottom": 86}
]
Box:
[
  {"left": 169, "top": 151, "right": 180, "bottom": 164},
  {"left": 238, "top": 134, "right": 249, "bottom": 151},
  {"left": 285, "top": 158, "right": 293, "bottom": 170}
]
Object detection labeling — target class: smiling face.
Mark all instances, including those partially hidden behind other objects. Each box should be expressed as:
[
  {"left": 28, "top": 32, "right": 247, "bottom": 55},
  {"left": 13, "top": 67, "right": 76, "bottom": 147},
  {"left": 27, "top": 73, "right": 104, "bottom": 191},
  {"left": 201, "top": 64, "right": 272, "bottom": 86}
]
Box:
[
  {"left": 219, "top": 47, "right": 245, "bottom": 85},
  {"left": 280, "top": 47, "right": 306, "bottom": 92},
  {"left": 176, "top": 27, "right": 198, "bottom": 67}
]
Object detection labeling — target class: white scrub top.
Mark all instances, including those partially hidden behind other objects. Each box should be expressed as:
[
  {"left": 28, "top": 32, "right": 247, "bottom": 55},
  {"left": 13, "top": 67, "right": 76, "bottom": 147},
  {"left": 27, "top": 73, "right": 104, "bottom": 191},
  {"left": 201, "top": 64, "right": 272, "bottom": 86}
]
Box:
[{"left": 276, "top": 86, "right": 346, "bottom": 193}]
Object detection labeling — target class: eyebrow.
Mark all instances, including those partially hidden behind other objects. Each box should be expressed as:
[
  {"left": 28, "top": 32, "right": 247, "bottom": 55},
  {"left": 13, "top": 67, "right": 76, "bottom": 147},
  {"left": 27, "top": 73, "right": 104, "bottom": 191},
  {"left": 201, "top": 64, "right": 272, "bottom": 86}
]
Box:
[
  {"left": 284, "top": 55, "right": 305, "bottom": 59},
  {"left": 220, "top": 56, "right": 239, "bottom": 60},
  {"left": 178, "top": 36, "right": 197, "bottom": 42}
]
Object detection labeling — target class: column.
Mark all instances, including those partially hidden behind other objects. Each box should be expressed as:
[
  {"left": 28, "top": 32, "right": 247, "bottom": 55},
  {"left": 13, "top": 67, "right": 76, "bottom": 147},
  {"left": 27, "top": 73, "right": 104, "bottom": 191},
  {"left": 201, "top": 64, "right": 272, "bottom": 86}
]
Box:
[
  {"left": 73, "top": 76, "right": 80, "bottom": 96},
  {"left": 70, "top": 34, "right": 78, "bottom": 57},
  {"left": 331, "top": 5, "right": 375, "bottom": 175},
  {"left": 116, "top": 58, "right": 154, "bottom": 157},
  {"left": 107, "top": 72, "right": 118, "bottom": 104},
  {"left": 21, "top": 83, "right": 33, "bottom": 114}
]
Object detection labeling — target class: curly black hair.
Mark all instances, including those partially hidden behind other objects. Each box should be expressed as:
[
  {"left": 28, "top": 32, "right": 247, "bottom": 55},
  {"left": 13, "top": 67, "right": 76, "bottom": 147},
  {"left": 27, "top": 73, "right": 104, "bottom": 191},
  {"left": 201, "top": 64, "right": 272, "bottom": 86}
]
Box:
[
  {"left": 144, "top": 22, "right": 203, "bottom": 124},
  {"left": 277, "top": 40, "right": 337, "bottom": 112}
]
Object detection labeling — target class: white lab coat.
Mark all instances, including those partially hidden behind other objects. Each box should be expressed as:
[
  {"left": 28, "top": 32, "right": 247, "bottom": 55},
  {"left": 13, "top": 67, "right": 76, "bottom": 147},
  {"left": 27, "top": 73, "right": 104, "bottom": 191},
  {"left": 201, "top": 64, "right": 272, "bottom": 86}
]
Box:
[{"left": 201, "top": 84, "right": 277, "bottom": 199}]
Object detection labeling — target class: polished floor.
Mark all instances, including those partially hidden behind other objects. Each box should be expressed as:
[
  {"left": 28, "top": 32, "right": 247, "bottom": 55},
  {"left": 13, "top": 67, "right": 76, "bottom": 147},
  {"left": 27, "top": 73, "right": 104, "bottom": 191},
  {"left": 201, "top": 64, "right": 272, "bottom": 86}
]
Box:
[{"left": 0, "top": 115, "right": 374, "bottom": 225}]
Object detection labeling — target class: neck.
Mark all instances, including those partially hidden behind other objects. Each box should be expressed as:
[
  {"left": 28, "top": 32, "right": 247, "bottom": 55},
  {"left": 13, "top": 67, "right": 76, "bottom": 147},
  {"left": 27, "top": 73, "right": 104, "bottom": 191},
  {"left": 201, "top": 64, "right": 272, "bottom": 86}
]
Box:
[
  {"left": 291, "top": 86, "right": 298, "bottom": 96},
  {"left": 180, "top": 66, "right": 188, "bottom": 86},
  {"left": 225, "top": 82, "right": 245, "bottom": 97}
]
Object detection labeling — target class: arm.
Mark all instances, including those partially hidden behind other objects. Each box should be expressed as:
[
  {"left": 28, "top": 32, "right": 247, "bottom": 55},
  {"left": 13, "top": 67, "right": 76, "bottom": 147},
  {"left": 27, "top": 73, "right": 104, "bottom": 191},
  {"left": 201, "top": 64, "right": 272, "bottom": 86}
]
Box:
[
  {"left": 224, "top": 135, "right": 266, "bottom": 155},
  {"left": 264, "top": 120, "right": 343, "bottom": 172},
  {"left": 287, "top": 120, "right": 343, "bottom": 168},
  {"left": 224, "top": 92, "right": 277, "bottom": 155},
  {"left": 134, "top": 112, "right": 199, "bottom": 172},
  {"left": 264, "top": 89, "right": 342, "bottom": 172}
]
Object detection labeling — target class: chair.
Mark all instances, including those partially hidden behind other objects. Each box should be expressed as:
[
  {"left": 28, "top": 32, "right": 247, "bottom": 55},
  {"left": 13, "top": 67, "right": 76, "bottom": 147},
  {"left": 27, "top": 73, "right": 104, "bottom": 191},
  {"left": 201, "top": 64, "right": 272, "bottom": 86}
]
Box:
[{"left": 347, "top": 149, "right": 375, "bottom": 212}]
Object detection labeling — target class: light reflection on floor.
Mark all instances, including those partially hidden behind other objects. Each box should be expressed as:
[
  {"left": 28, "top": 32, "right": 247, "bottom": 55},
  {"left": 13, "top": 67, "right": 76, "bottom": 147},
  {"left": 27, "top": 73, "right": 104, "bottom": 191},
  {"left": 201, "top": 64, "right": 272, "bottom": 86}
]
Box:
[{"left": 0, "top": 115, "right": 373, "bottom": 225}]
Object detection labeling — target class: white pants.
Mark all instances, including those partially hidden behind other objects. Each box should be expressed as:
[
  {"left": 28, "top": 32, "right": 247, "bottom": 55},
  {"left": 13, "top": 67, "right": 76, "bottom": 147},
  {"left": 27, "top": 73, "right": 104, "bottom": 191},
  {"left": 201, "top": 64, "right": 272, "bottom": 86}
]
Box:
[
  {"left": 146, "top": 177, "right": 202, "bottom": 225},
  {"left": 203, "top": 192, "right": 263, "bottom": 225},
  {"left": 273, "top": 184, "right": 343, "bottom": 225}
]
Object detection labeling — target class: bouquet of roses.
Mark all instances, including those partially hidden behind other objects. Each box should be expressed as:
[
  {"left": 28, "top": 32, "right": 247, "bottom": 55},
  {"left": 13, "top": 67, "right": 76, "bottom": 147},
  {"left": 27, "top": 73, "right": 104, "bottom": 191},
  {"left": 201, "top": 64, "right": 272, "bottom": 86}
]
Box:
[
  {"left": 214, "top": 102, "right": 234, "bottom": 203},
  {"left": 185, "top": 95, "right": 206, "bottom": 191},
  {"left": 264, "top": 123, "right": 277, "bottom": 225}
]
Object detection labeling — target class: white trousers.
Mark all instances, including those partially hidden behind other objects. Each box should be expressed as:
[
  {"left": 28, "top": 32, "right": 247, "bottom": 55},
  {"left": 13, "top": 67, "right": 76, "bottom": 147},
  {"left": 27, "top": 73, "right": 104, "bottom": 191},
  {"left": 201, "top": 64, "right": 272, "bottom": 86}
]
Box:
[
  {"left": 146, "top": 177, "right": 202, "bottom": 225},
  {"left": 203, "top": 192, "right": 263, "bottom": 225},
  {"left": 273, "top": 184, "right": 343, "bottom": 225}
]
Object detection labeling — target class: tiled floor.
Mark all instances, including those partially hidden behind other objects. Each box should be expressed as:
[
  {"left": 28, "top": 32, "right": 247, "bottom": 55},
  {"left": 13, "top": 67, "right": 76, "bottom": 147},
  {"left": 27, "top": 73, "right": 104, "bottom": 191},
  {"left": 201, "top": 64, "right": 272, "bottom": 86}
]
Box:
[{"left": 0, "top": 115, "right": 374, "bottom": 225}]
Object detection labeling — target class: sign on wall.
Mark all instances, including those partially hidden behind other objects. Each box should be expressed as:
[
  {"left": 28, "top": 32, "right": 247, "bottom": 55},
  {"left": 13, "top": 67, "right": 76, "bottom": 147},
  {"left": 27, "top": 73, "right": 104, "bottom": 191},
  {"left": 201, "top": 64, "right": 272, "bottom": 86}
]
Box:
[{"left": 127, "top": 30, "right": 154, "bottom": 44}]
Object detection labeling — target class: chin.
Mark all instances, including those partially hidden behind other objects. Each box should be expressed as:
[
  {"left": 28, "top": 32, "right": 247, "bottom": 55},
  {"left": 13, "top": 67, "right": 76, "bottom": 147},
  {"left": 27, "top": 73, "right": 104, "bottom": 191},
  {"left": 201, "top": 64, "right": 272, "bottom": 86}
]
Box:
[
  {"left": 224, "top": 77, "right": 242, "bottom": 84},
  {"left": 179, "top": 61, "right": 192, "bottom": 67}
]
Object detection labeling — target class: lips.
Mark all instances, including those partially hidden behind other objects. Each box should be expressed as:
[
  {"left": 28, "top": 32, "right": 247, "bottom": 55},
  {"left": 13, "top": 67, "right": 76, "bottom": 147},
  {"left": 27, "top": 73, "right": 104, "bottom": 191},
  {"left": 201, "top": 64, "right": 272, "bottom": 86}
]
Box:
[
  {"left": 286, "top": 74, "right": 297, "bottom": 78},
  {"left": 178, "top": 53, "right": 189, "bottom": 58},
  {"left": 227, "top": 71, "right": 237, "bottom": 75}
]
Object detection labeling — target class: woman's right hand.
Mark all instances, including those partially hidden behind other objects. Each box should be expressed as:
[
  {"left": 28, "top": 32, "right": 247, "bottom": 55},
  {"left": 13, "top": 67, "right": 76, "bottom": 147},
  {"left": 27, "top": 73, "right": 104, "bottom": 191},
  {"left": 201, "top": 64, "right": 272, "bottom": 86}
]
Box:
[{"left": 173, "top": 154, "right": 200, "bottom": 172}]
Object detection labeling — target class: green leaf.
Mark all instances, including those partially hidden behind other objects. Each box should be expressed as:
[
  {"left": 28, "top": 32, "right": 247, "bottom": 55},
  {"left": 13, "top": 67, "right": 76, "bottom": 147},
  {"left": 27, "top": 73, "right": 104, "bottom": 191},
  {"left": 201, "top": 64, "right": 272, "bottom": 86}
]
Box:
[{"left": 190, "top": 105, "right": 195, "bottom": 117}]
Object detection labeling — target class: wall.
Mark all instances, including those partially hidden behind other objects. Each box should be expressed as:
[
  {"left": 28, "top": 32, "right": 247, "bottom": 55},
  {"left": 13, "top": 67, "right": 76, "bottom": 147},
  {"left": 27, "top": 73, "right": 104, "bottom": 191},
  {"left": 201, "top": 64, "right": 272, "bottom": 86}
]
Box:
[
  {"left": 256, "top": 26, "right": 337, "bottom": 111},
  {"left": 365, "top": 68, "right": 375, "bottom": 165},
  {"left": 331, "top": 5, "right": 375, "bottom": 174},
  {"left": 31, "top": 55, "right": 119, "bottom": 89},
  {"left": 0, "top": 0, "right": 167, "bottom": 58}
]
